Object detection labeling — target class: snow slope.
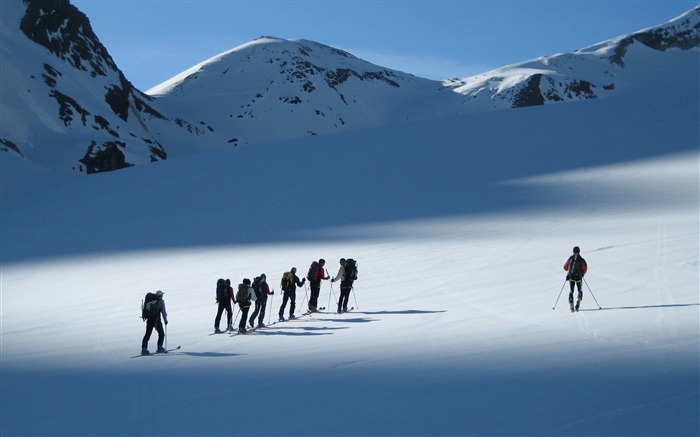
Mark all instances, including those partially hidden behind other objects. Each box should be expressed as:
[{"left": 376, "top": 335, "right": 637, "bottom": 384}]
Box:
[{"left": 1, "top": 51, "right": 698, "bottom": 436}]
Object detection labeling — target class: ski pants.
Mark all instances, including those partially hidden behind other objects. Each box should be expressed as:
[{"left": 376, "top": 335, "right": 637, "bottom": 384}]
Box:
[
  {"left": 238, "top": 302, "right": 251, "bottom": 331},
  {"left": 568, "top": 278, "right": 583, "bottom": 303},
  {"left": 338, "top": 281, "right": 352, "bottom": 312},
  {"left": 142, "top": 317, "right": 164, "bottom": 349},
  {"left": 250, "top": 299, "right": 267, "bottom": 325},
  {"left": 279, "top": 290, "right": 296, "bottom": 317},
  {"left": 309, "top": 280, "right": 321, "bottom": 310},
  {"left": 215, "top": 301, "right": 232, "bottom": 330}
]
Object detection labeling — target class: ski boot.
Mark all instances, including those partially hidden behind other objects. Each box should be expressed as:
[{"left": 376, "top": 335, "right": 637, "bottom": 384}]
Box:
[
  {"left": 141, "top": 348, "right": 150, "bottom": 356},
  {"left": 279, "top": 315, "right": 285, "bottom": 322},
  {"left": 214, "top": 328, "right": 222, "bottom": 334},
  {"left": 289, "top": 314, "right": 296, "bottom": 320},
  {"left": 575, "top": 299, "right": 581, "bottom": 312},
  {"left": 156, "top": 346, "right": 167, "bottom": 354}
]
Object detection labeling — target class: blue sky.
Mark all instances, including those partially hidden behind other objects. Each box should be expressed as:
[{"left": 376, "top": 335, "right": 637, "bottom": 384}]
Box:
[{"left": 71, "top": 0, "right": 698, "bottom": 92}]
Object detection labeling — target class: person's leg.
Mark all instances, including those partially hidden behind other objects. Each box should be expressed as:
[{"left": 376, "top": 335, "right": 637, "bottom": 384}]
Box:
[
  {"left": 257, "top": 300, "right": 267, "bottom": 326},
  {"left": 142, "top": 318, "right": 155, "bottom": 349},
  {"left": 215, "top": 303, "right": 225, "bottom": 330}
]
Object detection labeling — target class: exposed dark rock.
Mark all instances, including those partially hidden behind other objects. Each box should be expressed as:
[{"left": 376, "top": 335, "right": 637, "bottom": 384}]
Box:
[
  {"left": 1, "top": 138, "right": 24, "bottom": 157},
  {"left": 512, "top": 75, "right": 545, "bottom": 108},
  {"left": 20, "top": 0, "right": 118, "bottom": 77},
  {"left": 50, "top": 89, "right": 90, "bottom": 126},
  {"left": 78, "top": 140, "right": 133, "bottom": 174}
]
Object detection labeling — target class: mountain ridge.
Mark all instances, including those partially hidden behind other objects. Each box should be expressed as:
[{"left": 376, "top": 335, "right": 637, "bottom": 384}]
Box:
[{"left": 1, "top": 1, "right": 698, "bottom": 176}]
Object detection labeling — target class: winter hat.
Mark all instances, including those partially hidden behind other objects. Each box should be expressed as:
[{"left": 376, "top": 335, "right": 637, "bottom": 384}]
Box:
[
  {"left": 319, "top": 259, "right": 326, "bottom": 265},
  {"left": 243, "top": 278, "right": 251, "bottom": 285},
  {"left": 573, "top": 246, "right": 580, "bottom": 253},
  {"left": 155, "top": 290, "right": 164, "bottom": 296}
]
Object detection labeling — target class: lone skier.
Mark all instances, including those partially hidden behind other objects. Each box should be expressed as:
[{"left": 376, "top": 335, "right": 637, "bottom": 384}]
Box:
[{"left": 563, "top": 246, "right": 588, "bottom": 312}]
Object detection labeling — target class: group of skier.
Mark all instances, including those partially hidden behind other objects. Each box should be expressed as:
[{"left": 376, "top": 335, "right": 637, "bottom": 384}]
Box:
[
  {"left": 141, "top": 247, "right": 587, "bottom": 355},
  {"left": 214, "top": 258, "right": 358, "bottom": 335}
]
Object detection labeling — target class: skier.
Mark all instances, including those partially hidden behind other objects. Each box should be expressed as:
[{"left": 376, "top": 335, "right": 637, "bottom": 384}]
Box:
[
  {"left": 141, "top": 290, "right": 168, "bottom": 355},
  {"left": 331, "top": 258, "right": 356, "bottom": 313},
  {"left": 236, "top": 279, "right": 256, "bottom": 334},
  {"left": 307, "top": 259, "right": 329, "bottom": 312},
  {"left": 563, "top": 246, "right": 588, "bottom": 312},
  {"left": 249, "top": 274, "right": 274, "bottom": 328},
  {"left": 214, "top": 279, "right": 235, "bottom": 333},
  {"left": 279, "top": 267, "right": 305, "bottom": 321}
]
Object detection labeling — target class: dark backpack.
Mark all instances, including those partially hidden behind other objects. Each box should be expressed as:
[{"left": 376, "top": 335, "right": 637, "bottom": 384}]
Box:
[
  {"left": 141, "top": 292, "right": 159, "bottom": 320},
  {"left": 307, "top": 261, "right": 320, "bottom": 281},
  {"left": 215, "top": 278, "right": 227, "bottom": 303},
  {"left": 252, "top": 277, "right": 265, "bottom": 300},
  {"left": 236, "top": 283, "right": 249, "bottom": 303},
  {"left": 344, "top": 259, "right": 358, "bottom": 281},
  {"left": 568, "top": 255, "right": 584, "bottom": 279}
]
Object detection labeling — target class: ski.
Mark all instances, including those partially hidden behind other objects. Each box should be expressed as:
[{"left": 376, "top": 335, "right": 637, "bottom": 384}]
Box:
[
  {"left": 230, "top": 311, "right": 316, "bottom": 336},
  {"left": 131, "top": 345, "right": 180, "bottom": 358},
  {"left": 209, "top": 329, "right": 234, "bottom": 336}
]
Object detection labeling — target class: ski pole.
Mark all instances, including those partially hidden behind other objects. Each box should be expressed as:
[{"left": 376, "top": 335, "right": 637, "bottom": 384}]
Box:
[
  {"left": 267, "top": 292, "right": 274, "bottom": 324},
  {"left": 233, "top": 306, "right": 240, "bottom": 328},
  {"left": 327, "top": 282, "right": 332, "bottom": 311},
  {"left": 583, "top": 278, "right": 602, "bottom": 309},
  {"left": 164, "top": 323, "right": 168, "bottom": 350},
  {"left": 351, "top": 286, "right": 359, "bottom": 310},
  {"left": 300, "top": 283, "right": 309, "bottom": 311},
  {"left": 552, "top": 280, "right": 567, "bottom": 310}
]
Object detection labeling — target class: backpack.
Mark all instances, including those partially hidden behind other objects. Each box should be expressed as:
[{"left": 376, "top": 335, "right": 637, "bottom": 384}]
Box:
[
  {"left": 215, "top": 278, "right": 227, "bottom": 303},
  {"left": 141, "top": 292, "right": 159, "bottom": 320},
  {"left": 281, "top": 272, "right": 293, "bottom": 290},
  {"left": 568, "top": 255, "right": 584, "bottom": 279},
  {"left": 252, "top": 276, "right": 265, "bottom": 300},
  {"left": 307, "top": 261, "right": 320, "bottom": 281},
  {"left": 236, "top": 283, "right": 249, "bottom": 303},
  {"left": 344, "top": 259, "right": 358, "bottom": 281}
]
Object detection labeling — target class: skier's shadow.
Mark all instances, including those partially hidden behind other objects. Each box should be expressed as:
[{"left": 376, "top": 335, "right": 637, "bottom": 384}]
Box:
[
  {"left": 580, "top": 303, "right": 699, "bottom": 311},
  {"left": 255, "top": 326, "right": 347, "bottom": 336},
  {"left": 352, "top": 310, "right": 447, "bottom": 315},
  {"left": 178, "top": 351, "right": 243, "bottom": 358},
  {"left": 316, "top": 317, "right": 373, "bottom": 324}
]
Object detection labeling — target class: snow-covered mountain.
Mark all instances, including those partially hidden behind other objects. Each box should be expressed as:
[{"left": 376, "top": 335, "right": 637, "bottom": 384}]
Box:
[
  {"left": 0, "top": 0, "right": 212, "bottom": 173},
  {"left": 1, "top": 0, "right": 698, "bottom": 175},
  {"left": 446, "top": 6, "right": 700, "bottom": 109},
  {"left": 146, "top": 36, "right": 468, "bottom": 148}
]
